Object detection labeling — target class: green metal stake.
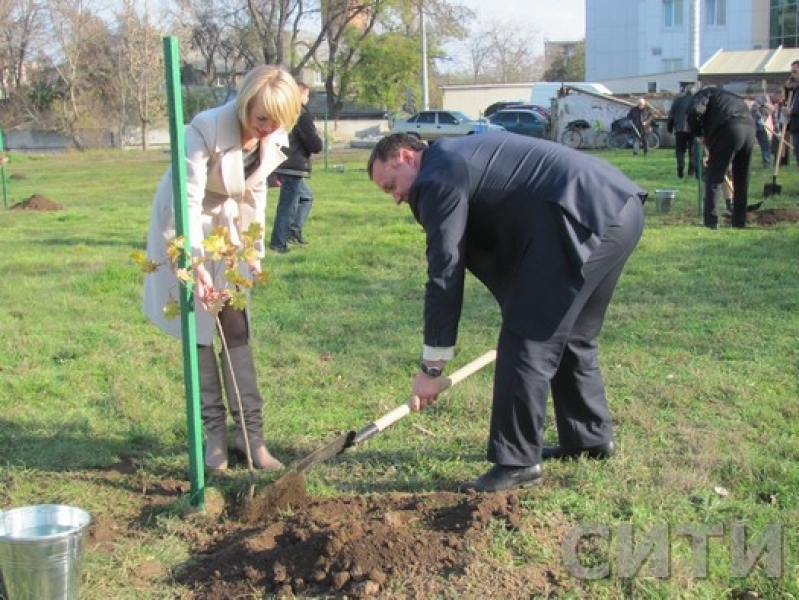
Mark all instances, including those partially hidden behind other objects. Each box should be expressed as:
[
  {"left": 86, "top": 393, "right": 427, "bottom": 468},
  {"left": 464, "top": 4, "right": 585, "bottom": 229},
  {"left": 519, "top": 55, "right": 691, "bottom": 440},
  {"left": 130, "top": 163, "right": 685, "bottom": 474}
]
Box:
[
  {"left": 323, "top": 105, "right": 329, "bottom": 172},
  {"left": 0, "top": 128, "right": 8, "bottom": 209},
  {"left": 696, "top": 144, "right": 704, "bottom": 219},
  {"left": 163, "top": 36, "right": 205, "bottom": 511}
]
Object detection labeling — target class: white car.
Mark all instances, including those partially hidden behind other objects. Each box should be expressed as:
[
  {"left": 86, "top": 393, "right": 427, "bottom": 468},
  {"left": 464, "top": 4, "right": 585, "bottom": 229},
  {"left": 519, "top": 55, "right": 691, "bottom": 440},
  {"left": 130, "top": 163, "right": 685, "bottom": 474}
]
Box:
[{"left": 390, "top": 110, "right": 504, "bottom": 141}]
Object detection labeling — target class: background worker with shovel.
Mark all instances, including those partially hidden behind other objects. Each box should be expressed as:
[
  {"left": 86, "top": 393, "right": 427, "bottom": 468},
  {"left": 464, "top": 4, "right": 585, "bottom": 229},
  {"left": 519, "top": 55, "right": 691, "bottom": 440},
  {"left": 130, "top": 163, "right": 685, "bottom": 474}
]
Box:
[
  {"left": 686, "top": 86, "right": 756, "bottom": 229},
  {"left": 367, "top": 133, "right": 645, "bottom": 493}
]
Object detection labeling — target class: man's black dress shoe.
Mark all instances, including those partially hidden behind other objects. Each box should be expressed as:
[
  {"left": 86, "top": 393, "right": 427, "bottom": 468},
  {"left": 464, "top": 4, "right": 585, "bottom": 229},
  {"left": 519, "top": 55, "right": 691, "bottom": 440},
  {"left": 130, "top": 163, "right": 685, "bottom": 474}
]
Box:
[
  {"left": 541, "top": 440, "right": 615, "bottom": 461},
  {"left": 458, "top": 464, "right": 542, "bottom": 493}
]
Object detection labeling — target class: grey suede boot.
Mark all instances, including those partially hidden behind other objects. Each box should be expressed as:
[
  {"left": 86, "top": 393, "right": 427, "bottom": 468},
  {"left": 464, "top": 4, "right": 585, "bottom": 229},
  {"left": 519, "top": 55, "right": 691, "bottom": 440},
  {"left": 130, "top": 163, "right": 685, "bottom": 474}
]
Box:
[
  {"left": 220, "top": 345, "right": 283, "bottom": 470},
  {"left": 198, "top": 345, "right": 228, "bottom": 471}
]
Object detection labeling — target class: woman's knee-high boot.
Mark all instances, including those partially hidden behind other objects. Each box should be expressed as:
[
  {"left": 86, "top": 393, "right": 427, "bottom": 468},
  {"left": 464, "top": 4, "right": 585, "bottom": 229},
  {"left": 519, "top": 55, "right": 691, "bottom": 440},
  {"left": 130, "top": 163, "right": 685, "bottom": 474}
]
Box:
[
  {"left": 220, "top": 345, "right": 283, "bottom": 470},
  {"left": 198, "top": 345, "right": 228, "bottom": 471}
]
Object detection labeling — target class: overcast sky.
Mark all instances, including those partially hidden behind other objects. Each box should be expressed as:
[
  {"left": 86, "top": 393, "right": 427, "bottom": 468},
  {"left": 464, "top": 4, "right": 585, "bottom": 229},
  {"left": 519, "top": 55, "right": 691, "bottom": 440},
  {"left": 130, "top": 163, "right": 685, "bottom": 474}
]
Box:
[{"left": 455, "top": 0, "right": 586, "bottom": 54}]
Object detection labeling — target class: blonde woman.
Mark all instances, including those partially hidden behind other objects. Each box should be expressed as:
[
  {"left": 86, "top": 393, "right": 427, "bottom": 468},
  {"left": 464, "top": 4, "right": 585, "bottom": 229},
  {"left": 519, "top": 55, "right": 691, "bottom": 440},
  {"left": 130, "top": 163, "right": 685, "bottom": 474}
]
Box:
[{"left": 144, "top": 65, "right": 301, "bottom": 471}]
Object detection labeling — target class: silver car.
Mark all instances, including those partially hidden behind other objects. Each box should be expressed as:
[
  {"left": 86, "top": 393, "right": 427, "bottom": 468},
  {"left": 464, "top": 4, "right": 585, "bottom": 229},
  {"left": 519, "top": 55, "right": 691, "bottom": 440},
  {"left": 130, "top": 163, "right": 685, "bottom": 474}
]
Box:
[{"left": 390, "top": 110, "right": 504, "bottom": 141}]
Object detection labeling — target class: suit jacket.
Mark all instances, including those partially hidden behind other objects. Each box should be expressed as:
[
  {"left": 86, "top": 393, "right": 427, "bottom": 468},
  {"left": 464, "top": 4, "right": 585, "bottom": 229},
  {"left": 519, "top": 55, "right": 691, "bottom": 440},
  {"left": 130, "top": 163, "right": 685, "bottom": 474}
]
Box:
[
  {"left": 667, "top": 92, "right": 693, "bottom": 134},
  {"left": 143, "top": 101, "right": 289, "bottom": 344},
  {"left": 408, "top": 133, "right": 645, "bottom": 346}
]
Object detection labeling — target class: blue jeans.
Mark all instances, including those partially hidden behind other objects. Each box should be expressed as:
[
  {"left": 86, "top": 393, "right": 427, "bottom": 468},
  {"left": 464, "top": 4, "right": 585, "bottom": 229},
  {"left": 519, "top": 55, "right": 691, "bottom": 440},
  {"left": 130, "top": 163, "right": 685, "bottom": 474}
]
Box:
[{"left": 269, "top": 175, "right": 313, "bottom": 247}]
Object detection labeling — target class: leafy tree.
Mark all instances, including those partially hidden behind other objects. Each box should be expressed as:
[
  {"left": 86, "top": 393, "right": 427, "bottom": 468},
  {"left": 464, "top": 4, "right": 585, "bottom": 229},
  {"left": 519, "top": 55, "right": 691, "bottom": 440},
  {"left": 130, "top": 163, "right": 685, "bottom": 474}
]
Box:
[
  {"left": 349, "top": 31, "right": 418, "bottom": 112},
  {"left": 543, "top": 40, "right": 585, "bottom": 82}
]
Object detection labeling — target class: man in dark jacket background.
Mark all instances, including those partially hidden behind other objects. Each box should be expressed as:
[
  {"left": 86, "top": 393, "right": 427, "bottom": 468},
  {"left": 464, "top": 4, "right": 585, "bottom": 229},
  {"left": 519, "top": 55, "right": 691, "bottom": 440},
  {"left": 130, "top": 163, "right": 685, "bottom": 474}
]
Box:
[
  {"left": 269, "top": 82, "right": 324, "bottom": 252},
  {"left": 367, "top": 132, "right": 645, "bottom": 493},
  {"left": 667, "top": 84, "right": 697, "bottom": 178},
  {"left": 686, "top": 86, "right": 755, "bottom": 229}
]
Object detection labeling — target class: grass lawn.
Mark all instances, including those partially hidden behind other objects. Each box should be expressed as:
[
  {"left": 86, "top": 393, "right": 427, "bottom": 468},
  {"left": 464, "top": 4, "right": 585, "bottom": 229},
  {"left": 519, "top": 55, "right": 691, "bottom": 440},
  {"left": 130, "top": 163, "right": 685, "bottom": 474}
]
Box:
[{"left": 0, "top": 142, "right": 797, "bottom": 598}]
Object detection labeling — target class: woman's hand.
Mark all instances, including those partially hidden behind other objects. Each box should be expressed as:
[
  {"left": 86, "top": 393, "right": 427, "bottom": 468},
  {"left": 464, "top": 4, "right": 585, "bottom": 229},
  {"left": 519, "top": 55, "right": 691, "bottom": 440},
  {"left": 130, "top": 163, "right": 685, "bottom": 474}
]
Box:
[
  {"left": 248, "top": 259, "right": 262, "bottom": 276},
  {"left": 194, "top": 264, "right": 218, "bottom": 310}
]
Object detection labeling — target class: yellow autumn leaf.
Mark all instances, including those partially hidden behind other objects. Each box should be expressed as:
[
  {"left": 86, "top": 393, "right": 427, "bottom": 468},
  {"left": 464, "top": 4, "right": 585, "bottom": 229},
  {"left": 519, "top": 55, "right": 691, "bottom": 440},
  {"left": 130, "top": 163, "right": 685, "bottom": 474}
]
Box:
[
  {"left": 175, "top": 268, "right": 194, "bottom": 285},
  {"left": 228, "top": 289, "right": 248, "bottom": 311},
  {"left": 166, "top": 237, "right": 185, "bottom": 261},
  {"left": 253, "top": 271, "right": 272, "bottom": 286},
  {"left": 163, "top": 300, "right": 181, "bottom": 320}
]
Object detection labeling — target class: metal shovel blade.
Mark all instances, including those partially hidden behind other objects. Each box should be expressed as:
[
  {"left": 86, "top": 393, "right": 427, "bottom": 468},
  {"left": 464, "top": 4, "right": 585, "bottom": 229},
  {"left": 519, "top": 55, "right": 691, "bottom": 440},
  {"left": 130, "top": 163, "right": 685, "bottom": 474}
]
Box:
[
  {"left": 281, "top": 349, "right": 497, "bottom": 477},
  {"left": 763, "top": 181, "right": 782, "bottom": 198}
]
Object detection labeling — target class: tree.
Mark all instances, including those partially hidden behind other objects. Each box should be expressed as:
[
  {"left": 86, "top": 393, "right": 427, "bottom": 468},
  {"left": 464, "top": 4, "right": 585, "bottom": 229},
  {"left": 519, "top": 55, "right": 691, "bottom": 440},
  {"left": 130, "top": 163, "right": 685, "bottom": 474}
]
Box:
[
  {"left": 40, "top": 0, "right": 115, "bottom": 149},
  {"left": 543, "top": 40, "right": 585, "bottom": 82},
  {"left": 0, "top": 0, "right": 42, "bottom": 98},
  {"left": 437, "top": 19, "right": 542, "bottom": 86},
  {"left": 114, "top": 0, "right": 169, "bottom": 150}
]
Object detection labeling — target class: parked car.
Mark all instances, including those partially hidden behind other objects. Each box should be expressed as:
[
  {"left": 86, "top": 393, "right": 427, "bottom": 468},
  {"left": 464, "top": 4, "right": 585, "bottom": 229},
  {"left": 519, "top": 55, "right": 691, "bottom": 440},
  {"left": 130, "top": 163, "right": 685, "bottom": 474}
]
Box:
[
  {"left": 483, "top": 102, "right": 551, "bottom": 120},
  {"left": 488, "top": 108, "right": 549, "bottom": 138},
  {"left": 390, "top": 110, "right": 504, "bottom": 141}
]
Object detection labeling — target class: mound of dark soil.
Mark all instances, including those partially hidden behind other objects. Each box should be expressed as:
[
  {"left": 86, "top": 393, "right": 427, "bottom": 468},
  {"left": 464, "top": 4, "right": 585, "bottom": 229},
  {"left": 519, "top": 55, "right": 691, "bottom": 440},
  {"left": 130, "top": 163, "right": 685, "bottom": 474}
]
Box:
[
  {"left": 9, "top": 194, "right": 63, "bottom": 210},
  {"left": 175, "top": 489, "right": 573, "bottom": 598},
  {"left": 747, "top": 207, "right": 799, "bottom": 225}
]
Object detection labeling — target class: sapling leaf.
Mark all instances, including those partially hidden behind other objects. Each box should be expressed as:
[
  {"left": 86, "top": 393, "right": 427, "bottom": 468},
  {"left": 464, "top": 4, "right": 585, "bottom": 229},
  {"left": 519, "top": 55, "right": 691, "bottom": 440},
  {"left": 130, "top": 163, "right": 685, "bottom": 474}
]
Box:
[
  {"left": 228, "top": 289, "right": 248, "bottom": 311},
  {"left": 163, "top": 300, "right": 180, "bottom": 320},
  {"left": 175, "top": 268, "right": 193, "bottom": 285}
]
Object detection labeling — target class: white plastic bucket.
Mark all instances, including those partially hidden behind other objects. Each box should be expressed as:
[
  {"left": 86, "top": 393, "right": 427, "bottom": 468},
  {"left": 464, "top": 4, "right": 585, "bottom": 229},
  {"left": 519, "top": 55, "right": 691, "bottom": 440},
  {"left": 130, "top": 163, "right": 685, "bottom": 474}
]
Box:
[{"left": 0, "top": 505, "right": 91, "bottom": 599}]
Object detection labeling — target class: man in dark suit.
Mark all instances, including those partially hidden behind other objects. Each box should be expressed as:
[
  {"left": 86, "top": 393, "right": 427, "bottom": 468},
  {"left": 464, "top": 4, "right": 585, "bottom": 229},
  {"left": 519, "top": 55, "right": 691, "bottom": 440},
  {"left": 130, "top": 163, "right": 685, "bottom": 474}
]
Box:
[
  {"left": 686, "top": 86, "right": 755, "bottom": 229},
  {"left": 367, "top": 132, "right": 646, "bottom": 492},
  {"left": 667, "top": 84, "right": 697, "bottom": 178}
]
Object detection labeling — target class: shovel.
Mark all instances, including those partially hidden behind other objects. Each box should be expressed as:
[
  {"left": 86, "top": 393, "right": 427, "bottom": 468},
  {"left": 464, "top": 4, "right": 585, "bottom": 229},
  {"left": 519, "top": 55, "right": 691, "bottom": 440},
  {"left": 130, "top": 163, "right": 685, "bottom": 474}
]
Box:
[
  {"left": 284, "top": 349, "right": 497, "bottom": 476},
  {"left": 244, "top": 349, "right": 498, "bottom": 522}
]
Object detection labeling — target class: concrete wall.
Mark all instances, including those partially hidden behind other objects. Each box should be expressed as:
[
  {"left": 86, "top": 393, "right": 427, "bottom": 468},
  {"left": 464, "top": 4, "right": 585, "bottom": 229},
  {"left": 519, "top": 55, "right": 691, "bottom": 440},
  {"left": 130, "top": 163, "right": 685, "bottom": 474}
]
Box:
[{"left": 5, "top": 118, "right": 390, "bottom": 152}]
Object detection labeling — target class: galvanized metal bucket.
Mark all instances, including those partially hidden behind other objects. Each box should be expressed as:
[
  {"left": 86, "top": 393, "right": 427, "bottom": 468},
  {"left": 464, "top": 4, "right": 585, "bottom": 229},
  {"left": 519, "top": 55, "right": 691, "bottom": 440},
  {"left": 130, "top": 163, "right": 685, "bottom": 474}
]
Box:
[
  {"left": 0, "top": 504, "right": 91, "bottom": 599},
  {"left": 654, "top": 188, "right": 678, "bottom": 214}
]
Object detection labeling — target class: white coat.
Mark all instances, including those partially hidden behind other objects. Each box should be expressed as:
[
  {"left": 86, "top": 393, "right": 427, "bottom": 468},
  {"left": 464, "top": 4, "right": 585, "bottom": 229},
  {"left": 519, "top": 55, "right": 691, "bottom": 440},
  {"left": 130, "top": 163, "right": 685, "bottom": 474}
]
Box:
[{"left": 143, "top": 101, "right": 288, "bottom": 345}]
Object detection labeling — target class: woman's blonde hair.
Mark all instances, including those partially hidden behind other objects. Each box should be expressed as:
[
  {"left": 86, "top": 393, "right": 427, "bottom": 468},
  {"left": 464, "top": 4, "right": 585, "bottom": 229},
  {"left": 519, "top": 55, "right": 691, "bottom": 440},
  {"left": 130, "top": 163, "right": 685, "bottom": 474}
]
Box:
[{"left": 236, "top": 65, "right": 301, "bottom": 132}]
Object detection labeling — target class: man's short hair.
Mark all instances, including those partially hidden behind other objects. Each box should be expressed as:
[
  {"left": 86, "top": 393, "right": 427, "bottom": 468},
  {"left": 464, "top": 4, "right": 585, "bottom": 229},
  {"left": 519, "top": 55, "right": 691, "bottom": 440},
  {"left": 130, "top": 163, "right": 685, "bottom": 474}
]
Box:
[{"left": 367, "top": 133, "right": 427, "bottom": 179}]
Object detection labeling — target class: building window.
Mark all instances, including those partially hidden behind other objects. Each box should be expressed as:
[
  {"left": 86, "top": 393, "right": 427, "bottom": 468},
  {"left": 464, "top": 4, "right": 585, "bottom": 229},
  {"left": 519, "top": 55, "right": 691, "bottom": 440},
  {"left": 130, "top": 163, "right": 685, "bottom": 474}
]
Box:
[
  {"left": 663, "top": 0, "right": 684, "bottom": 27},
  {"left": 771, "top": 2, "right": 799, "bottom": 49},
  {"left": 706, "top": 0, "right": 726, "bottom": 26},
  {"left": 663, "top": 58, "right": 684, "bottom": 72}
]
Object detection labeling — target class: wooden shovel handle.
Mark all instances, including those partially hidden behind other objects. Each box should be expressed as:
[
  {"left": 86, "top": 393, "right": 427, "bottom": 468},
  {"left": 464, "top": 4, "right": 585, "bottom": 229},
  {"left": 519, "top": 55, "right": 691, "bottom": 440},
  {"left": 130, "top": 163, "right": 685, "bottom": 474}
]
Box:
[
  {"left": 354, "top": 349, "right": 498, "bottom": 443},
  {"left": 774, "top": 90, "right": 794, "bottom": 179}
]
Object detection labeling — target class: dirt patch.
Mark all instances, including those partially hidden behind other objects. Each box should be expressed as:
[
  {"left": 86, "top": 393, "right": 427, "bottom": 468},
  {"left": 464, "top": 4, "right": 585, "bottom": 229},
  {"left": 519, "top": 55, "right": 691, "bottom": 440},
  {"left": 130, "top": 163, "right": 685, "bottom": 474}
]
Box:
[
  {"left": 9, "top": 194, "right": 64, "bottom": 210},
  {"left": 174, "top": 489, "right": 574, "bottom": 598},
  {"left": 747, "top": 207, "right": 799, "bottom": 225}
]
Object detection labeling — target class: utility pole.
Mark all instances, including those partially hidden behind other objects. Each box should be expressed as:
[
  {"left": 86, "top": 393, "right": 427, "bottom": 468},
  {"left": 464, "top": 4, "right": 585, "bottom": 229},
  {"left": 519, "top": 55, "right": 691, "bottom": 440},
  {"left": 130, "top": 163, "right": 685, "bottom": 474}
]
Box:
[{"left": 420, "top": 3, "right": 429, "bottom": 110}]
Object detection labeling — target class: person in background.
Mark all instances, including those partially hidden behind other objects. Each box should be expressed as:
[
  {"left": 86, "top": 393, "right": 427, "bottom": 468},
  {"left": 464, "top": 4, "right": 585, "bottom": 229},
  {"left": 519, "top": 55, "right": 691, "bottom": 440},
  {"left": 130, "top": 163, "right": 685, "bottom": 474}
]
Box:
[
  {"left": 144, "top": 65, "right": 302, "bottom": 471},
  {"left": 686, "top": 86, "right": 755, "bottom": 229},
  {"left": 784, "top": 59, "right": 799, "bottom": 166},
  {"left": 667, "top": 84, "right": 697, "bottom": 178},
  {"left": 771, "top": 90, "right": 790, "bottom": 166},
  {"left": 627, "top": 97, "right": 654, "bottom": 156},
  {"left": 269, "top": 82, "right": 324, "bottom": 252},
  {"left": 749, "top": 95, "right": 773, "bottom": 169},
  {"left": 367, "top": 133, "right": 645, "bottom": 493}
]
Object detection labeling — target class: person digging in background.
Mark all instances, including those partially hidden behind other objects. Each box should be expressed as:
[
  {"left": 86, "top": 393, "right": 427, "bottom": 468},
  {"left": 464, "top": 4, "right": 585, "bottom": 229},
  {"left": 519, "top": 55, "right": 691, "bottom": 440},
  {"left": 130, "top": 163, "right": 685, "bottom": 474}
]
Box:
[
  {"left": 686, "top": 85, "right": 755, "bottom": 230},
  {"left": 367, "top": 132, "right": 646, "bottom": 493},
  {"left": 269, "top": 82, "right": 324, "bottom": 253},
  {"left": 627, "top": 97, "right": 654, "bottom": 156},
  {"left": 143, "top": 65, "right": 302, "bottom": 471},
  {"left": 749, "top": 95, "right": 774, "bottom": 169}
]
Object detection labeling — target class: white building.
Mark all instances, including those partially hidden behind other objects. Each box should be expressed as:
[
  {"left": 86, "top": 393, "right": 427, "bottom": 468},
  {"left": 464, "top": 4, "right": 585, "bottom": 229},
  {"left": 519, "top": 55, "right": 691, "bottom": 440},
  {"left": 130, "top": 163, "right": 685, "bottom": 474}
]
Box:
[{"left": 586, "top": 0, "right": 774, "bottom": 81}]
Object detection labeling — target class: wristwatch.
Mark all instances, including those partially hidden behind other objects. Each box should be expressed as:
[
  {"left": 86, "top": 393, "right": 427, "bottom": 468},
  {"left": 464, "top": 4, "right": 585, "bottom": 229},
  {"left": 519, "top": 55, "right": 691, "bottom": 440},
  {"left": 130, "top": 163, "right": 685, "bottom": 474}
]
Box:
[{"left": 420, "top": 363, "right": 443, "bottom": 378}]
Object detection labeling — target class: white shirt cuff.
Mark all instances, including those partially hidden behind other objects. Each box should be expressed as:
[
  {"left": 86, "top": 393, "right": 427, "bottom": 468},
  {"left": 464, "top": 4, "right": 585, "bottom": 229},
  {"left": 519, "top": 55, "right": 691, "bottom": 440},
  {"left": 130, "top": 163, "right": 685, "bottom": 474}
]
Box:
[{"left": 422, "top": 345, "right": 455, "bottom": 361}]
